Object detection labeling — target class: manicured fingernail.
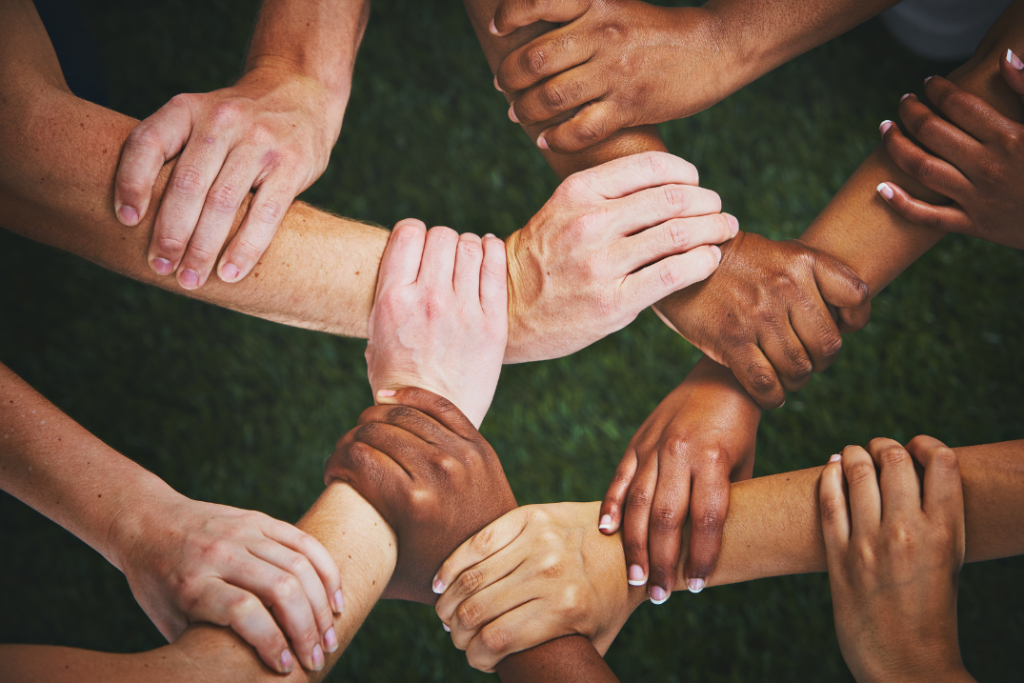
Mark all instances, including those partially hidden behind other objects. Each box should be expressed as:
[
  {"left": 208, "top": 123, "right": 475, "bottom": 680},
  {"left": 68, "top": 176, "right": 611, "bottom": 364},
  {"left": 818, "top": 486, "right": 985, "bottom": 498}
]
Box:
[
  {"left": 537, "top": 136, "right": 549, "bottom": 150},
  {"left": 726, "top": 213, "right": 739, "bottom": 236},
  {"left": 876, "top": 182, "right": 894, "bottom": 200},
  {"left": 333, "top": 589, "right": 345, "bottom": 613},
  {"left": 377, "top": 389, "right": 397, "bottom": 398},
  {"left": 924, "top": 76, "right": 933, "bottom": 84},
  {"left": 280, "top": 649, "right": 295, "bottom": 673},
  {"left": 493, "top": 75, "right": 503, "bottom": 92},
  {"left": 598, "top": 514, "right": 613, "bottom": 531},
  {"left": 627, "top": 565, "right": 647, "bottom": 586},
  {"left": 489, "top": 18, "right": 499, "bottom": 35},
  {"left": 508, "top": 104, "right": 519, "bottom": 123},
  {"left": 484, "top": 233, "right": 496, "bottom": 238},
  {"left": 117, "top": 205, "right": 139, "bottom": 226},
  {"left": 879, "top": 120, "right": 894, "bottom": 136},
  {"left": 1008, "top": 49, "right": 1024, "bottom": 70},
  {"left": 324, "top": 627, "right": 338, "bottom": 653},
  {"left": 687, "top": 578, "right": 705, "bottom": 594},
  {"left": 152, "top": 257, "right": 174, "bottom": 276},
  {"left": 900, "top": 93, "right": 911, "bottom": 103},
  {"left": 711, "top": 245, "right": 722, "bottom": 262},
  {"left": 829, "top": 453, "right": 842, "bottom": 463},
  {"left": 443, "top": 622, "right": 451, "bottom": 632},
  {"left": 650, "top": 586, "right": 669, "bottom": 604},
  {"left": 432, "top": 577, "right": 446, "bottom": 594},
  {"left": 178, "top": 268, "right": 199, "bottom": 289},
  {"left": 220, "top": 262, "right": 240, "bottom": 282},
  {"left": 312, "top": 644, "right": 324, "bottom": 671}
]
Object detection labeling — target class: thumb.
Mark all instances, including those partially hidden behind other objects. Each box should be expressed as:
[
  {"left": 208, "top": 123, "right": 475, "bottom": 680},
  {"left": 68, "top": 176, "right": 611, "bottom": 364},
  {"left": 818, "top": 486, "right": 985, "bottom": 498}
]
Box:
[{"left": 375, "top": 386, "right": 479, "bottom": 440}]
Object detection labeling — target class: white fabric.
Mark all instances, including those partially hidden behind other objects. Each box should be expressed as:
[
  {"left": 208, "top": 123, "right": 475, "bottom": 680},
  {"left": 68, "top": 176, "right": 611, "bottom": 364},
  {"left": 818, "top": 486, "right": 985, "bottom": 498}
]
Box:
[{"left": 881, "top": 0, "right": 1012, "bottom": 61}]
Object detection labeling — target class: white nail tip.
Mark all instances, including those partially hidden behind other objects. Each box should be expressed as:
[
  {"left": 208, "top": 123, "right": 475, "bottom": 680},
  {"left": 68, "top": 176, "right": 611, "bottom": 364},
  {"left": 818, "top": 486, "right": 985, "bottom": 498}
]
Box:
[{"left": 628, "top": 579, "right": 648, "bottom": 587}]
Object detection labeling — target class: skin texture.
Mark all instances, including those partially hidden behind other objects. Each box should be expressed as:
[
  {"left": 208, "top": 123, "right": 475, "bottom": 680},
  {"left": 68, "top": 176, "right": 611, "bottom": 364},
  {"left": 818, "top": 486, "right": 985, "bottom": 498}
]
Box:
[
  {"left": 489, "top": 0, "right": 900, "bottom": 152},
  {"left": 114, "top": 0, "right": 371, "bottom": 289},
  {"left": 0, "top": 362, "right": 343, "bottom": 674},
  {"left": 879, "top": 53, "right": 1024, "bottom": 249},
  {"left": 821, "top": 438, "right": 976, "bottom": 683},
  {"left": 431, "top": 439, "right": 1024, "bottom": 669}
]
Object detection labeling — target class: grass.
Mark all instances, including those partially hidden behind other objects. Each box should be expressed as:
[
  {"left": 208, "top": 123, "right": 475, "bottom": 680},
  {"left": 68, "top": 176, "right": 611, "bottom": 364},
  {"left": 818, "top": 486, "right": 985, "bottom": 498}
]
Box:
[{"left": 1, "top": 0, "right": 1023, "bottom": 680}]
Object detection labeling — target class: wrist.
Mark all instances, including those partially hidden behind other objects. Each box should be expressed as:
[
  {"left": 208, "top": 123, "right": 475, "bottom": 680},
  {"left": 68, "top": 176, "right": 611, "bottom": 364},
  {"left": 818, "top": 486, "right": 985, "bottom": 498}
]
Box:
[
  {"left": 242, "top": 58, "right": 350, "bottom": 134},
  {"left": 671, "top": 4, "right": 747, "bottom": 110},
  {"left": 103, "top": 474, "right": 182, "bottom": 574},
  {"left": 502, "top": 228, "right": 536, "bottom": 364}
]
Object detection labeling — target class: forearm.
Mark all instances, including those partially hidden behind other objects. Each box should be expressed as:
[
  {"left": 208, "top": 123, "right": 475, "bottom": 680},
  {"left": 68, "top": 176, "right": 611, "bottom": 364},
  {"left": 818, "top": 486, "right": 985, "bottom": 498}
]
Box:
[{"left": 1, "top": 483, "right": 397, "bottom": 683}]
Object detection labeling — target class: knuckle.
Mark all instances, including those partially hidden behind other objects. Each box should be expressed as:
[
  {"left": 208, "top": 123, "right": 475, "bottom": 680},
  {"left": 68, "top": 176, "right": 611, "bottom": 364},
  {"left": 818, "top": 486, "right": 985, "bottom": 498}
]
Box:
[
  {"left": 846, "top": 461, "right": 878, "bottom": 487},
  {"left": 204, "top": 183, "right": 241, "bottom": 214},
  {"left": 210, "top": 101, "right": 243, "bottom": 127},
  {"left": 155, "top": 234, "right": 188, "bottom": 255},
  {"left": 456, "top": 599, "right": 484, "bottom": 630},
  {"left": 661, "top": 185, "right": 689, "bottom": 213},
  {"left": 658, "top": 260, "right": 681, "bottom": 290},
  {"left": 125, "top": 123, "right": 163, "bottom": 155},
  {"left": 572, "top": 117, "right": 606, "bottom": 147},
  {"left": 170, "top": 165, "right": 205, "bottom": 197},
  {"left": 558, "top": 584, "right": 583, "bottom": 617},
  {"left": 253, "top": 197, "right": 285, "bottom": 226},
  {"left": 819, "top": 331, "right": 843, "bottom": 365},
  {"left": 820, "top": 494, "right": 846, "bottom": 523},
  {"left": 666, "top": 219, "right": 691, "bottom": 249},
  {"left": 479, "top": 624, "right": 509, "bottom": 656},
  {"left": 456, "top": 567, "right": 486, "bottom": 595},
  {"left": 641, "top": 151, "right": 672, "bottom": 180},
  {"left": 271, "top": 574, "right": 301, "bottom": 602},
  {"left": 522, "top": 46, "right": 550, "bottom": 78},
  {"left": 693, "top": 507, "right": 722, "bottom": 533},
  {"left": 625, "top": 487, "right": 652, "bottom": 510},
  {"left": 929, "top": 445, "right": 960, "bottom": 472},
  {"left": 230, "top": 235, "right": 267, "bottom": 264},
  {"left": 879, "top": 445, "right": 910, "bottom": 468},
  {"left": 650, "top": 505, "right": 680, "bottom": 532}
]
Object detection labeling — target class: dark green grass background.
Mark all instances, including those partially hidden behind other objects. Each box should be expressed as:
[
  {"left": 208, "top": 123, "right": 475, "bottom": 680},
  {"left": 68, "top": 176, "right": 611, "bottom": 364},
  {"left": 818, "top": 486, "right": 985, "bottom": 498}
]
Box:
[{"left": 2, "top": 1, "right": 1022, "bottom": 680}]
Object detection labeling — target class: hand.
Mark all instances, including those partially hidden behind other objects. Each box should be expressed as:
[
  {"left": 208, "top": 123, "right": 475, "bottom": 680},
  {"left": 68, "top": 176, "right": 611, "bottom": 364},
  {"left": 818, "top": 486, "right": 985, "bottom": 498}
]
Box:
[
  {"left": 366, "top": 220, "right": 508, "bottom": 428},
  {"left": 877, "top": 55, "right": 1024, "bottom": 249},
  {"left": 599, "top": 357, "right": 760, "bottom": 602},
  {"left": 491, "top": 1, "right": 729, "bottom": 152},
  {"left": 114, "top": 492, "right": 343, "bottom": 674},
  {"left": 323, "top": 387, "right": 518, "bottom": 604},
  {"left": 505, "top": 151, "right": 734, "bottom": 363},
  {"left": 654, "top": 231, "right": 870, "bottom": 409},
  {"left": 114, "top": 63, "right": 346, "bottom": 289},
  {"left": 432, "top": 502, "right": 642, "bottom": 672},
  {"left": 820, "top": 437, "right": 973, "bottom": 683}
]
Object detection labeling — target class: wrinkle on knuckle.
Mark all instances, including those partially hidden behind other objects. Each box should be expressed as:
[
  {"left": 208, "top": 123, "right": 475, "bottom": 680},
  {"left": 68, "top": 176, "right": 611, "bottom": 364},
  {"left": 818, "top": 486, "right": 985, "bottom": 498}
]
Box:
[
  {"left": 523, "top": 46, "right": 549, "bottom": 78},
  {"left": 254, "top": 198, "right": 284, "bottom": 225},
  {"left": 819, "top": 332, "right": 843, "bottom": 364},
  {"left": 170, "top": 165, "right": 205, "bottom": 197},
  {"left": 626, "top": 487, "right": 651, "bottom": 510},
  {"left": 210, "top": 101, "right": 242, "bottom": 128},
  {"left": 845, "top": 461, "right": 877, "bottom": 488},
  {"left": 820, "top": 495, "right": 846, "bottom": 524},
  {"left": 457, "top": 599, "right": 484, "bottom": 630},
  {"left": 456, "top": 567, "right": 486, "bottom": 596},
  {"left": 662, "top": 185, "right": 688, "bottom": 213},
  {"left": 650, "top": 505, "right": 680, "bottom": 532},
  {"left": 205, "top": 184, "right": 241, "bottom": 214},
  {"left": 480, "top": 624, "right": 508, "bottom": 655},
  {"left": 572, "top": 117, "right": 606, "bottom": 147},
  {"left": 156, "top": 234, "right": 188, "bottom": 254},
  {"left": 879, "top": 445, "right": 910, "bottom": 468}
]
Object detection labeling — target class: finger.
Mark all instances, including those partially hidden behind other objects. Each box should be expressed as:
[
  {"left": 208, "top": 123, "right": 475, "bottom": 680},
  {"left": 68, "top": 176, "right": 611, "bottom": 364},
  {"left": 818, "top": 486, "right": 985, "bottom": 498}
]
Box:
[
  {"left": 897, "top": 92, "right": 983, "bottom": 165},
  {"left": 865, "top": 437, "right": 922, "bottom": 519},
  {"left": 114, "top": 94, "right": 193, "bottom": 227},
  {"left": 538, "top": 100, "right": 631, "bottom": 154},
  {"left": 682, "top": 469, "right": 730, "bottom": 594},
  {"left": 492, "top": 0, "right": 590, "bottom": 37},
  {"left": 434, "top": 507, "right": 530, "bottom": 605},
  {"left": 755, "top": 320, "right": 814, "bottom": 394},
  {"left": 190, "top": 580, "right": 296, "bottom": 674},
  {"left": 609, "top": 184, "right": 723, "bottom": 237},
  {"left": 881, "top": 118, "right": 972, "bottom": 200},
  {"left": 923, "top": 75, "right": 1018, "bottom": 143},
  {"left": 355, "top": 403, "right": 462, "bottom": 449},
  {"left": 645, "top": 453, "right": 690, "bottom": 601},
  {"left": 375, "top": 386, "right": 480, "bottom": 442},
  {"left": 600, "top": 448, "right": 639, "bottom": 533},
  {"left": 875, "top": 181, "right": 972, "bottom": 234},
  {"left": 417, "top": 225, "right": 460, "bottom": 288},
  {"left": 260, "top": 518, "right": 345, "bottom": 616},
  {"left": 511, "top": 66, "right": 606, "bottom": 126},
  {"left": 323, "top": 437, "right": 409, "bottom": 514},
  {"left": 453, "top": 232, "right": 484, "bottom": 301},
  {"left": 722, "top": 342, "right": 786, "bottom": 410},
  {"left": 788, "top": 295, "right": 844, "bottom": 373},
  {"left": 811, "top": 252, "right": 870, "bottom": 312},
  {"left": 819, "top": 453, "right": 851, "bottom": 552},
  {"left": 176, "top": 148, "right": 261, "bottom": 289},
  {"left": 149, "top": 135, "right": 232, "bottom": 276},
  {"left": 1001, "top": 49, "right": 1024, "bottom": 96},
  {"left": 375, "top": 219, "right": 427, "bottom": 293},
  {"left": 558, "top": 151, "right": 699, "bottom": 202},
  {"left": 622, "top": 453, "right": 660, "bottom": 587},
  {"left": 836, "top": 299, "right": 871, "bottom": 335},
  {"left": 906, "top": 435, "right": 964, "bottom": 529},
  {"left": 497, "top": 26, "right": 594, "bottom": 92},
  {"left": 216, "top": 177, "right": 297, "bottom": 284},
  {"left": 440, "top": 543, "right": 530, "bottom": 644},
  {"left": 622, "top": 245, "right": 722, "bottom": 312},
  {"left": 619, "top": 213, "right": 737, "bottom": 273},
  {"left": 463, "top": 600, "right": 564, "bottom": 672},
  {"left": 840, "top": 445, "right": 881, "bottom": 535},
  {"left": 479, "top": 234, "right": 508, "bottom": 315}
]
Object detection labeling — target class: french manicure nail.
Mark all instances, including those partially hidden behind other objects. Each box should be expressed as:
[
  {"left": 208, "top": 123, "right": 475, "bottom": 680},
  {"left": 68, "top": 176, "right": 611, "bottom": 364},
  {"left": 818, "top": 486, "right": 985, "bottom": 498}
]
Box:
[
  {"left": 900, "top": 93, "right": 911, "bottom": 103},
  {"left": 432, "top": 577, "right": 446, "bottom": 594},
  {"left": 493, "top": 75, "right": 503, "bottom": 92},
  {"left": 876, "top": 182, "right": 894, "bottom": 200},
  {"left": 829, "top": 453, "right": 842, "bottom": 463},
  {"left": 1009, "top": 49, "right": 1024, "bottom": 70},
  {"left": 324, "top": 627, "right": 339, "bottom": 653},
  {"left": 537, "top": 136, "right": 549, "bottom": 150},
  {"left": 443, "top": 622, "right": 451, "bottom": 632},
  {"left": 179, "top": 268, "right": 199, "bottom": 289},
  {"left": 152, "top": 257, "right": 174, "bottom": 276},
  {"left": 333, "top": 589, "right": 345, "bottom": 613},
  {"left": 924, "top": 76, "right": 933, "bottom": 85},
  {"left": 598, "top": 514, "right": 613, "bottom": 531},
  {"left": 879, "top": 120, "right": 894, "bottom": 136},
  {"left": 489, "top": 18, "right": 499, "bottom": 35},
  {"left": 650, "top": 586, "right": 669, "bottom": 604},
  {"left": 508, "top": 104, "right": 519, "bottom": 123},
  {"left": 220, "top": 262, "right": 240, "bottom": 282},
  {"left": 280, "top": 649, "right": 295, "bottom": 673},
  {"left": 117, "top": 205, "right": 139, "bottom": 226},
  {"left": 312, "top": 644, "right": 324, "bottom": 671},
  {"left": 627, "top": 565, "right": 647, "bottom": 586},
  {"left": 377, "top": 389, "right": 397, "bottom": 398},
  {"left": 687, "top": 578, "right": 705, "bottom": 594}
]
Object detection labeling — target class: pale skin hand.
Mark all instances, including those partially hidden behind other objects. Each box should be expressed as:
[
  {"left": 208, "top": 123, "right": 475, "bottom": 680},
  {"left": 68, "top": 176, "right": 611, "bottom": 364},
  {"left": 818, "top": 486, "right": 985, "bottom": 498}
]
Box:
[
  {"left": 366, "top": 221, "right": 508, "bottom": 428},
  {"left": 0, "top": 363, "right": 343, "bottom": 674},
  {"left": 114, "top": 0, "right": 370, "bottom": 289},
  {"left": 821, "top": 438, "right": 975, "bottom": 683}
]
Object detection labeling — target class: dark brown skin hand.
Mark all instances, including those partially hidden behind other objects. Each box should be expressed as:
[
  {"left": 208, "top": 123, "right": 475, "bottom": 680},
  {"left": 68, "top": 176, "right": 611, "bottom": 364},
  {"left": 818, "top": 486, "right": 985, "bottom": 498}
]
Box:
[
  {"left": 878, "top": 53, "right": 1024, "bottom": 250},
  {"left": 655, "top": 231, "right": 870, "bottom": 409},
  {"left": 821, "top": 437, "right": 974, "bottom": 683},
  {"left": 490, "top": 0, "right": 723, "bottom": 153},
  {"left": 323, "top": 387, "right": 517, "bottom": 605},
  {"left": 600, "top": 357, "right": 760, "bottom": 601}
]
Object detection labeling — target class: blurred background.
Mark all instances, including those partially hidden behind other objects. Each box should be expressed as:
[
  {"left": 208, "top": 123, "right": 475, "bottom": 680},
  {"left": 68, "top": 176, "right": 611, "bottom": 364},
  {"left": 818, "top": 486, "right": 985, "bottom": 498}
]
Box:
[{"left": 1, "top": 0, "right": 1022, "bottom": 680}]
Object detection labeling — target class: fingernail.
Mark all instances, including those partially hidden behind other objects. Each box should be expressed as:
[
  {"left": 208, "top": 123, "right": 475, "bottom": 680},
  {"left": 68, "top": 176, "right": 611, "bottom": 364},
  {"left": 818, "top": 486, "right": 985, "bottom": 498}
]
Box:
[
  {"left": 312, "top": 643, "right": 324, "bottom": 671},
  {"left": 117, "top": 205, "right": 139, "bottom": 226},
  {"left": 220, "top": 262, "right": 240, "bottom": 283},
  {"left": 1008, "top": 49, "right": 1024, "bottom": 70},
  {"left": 280, "top": 649, "right": 295, "bottom": 673},
  {"left": 829, "top": 453, "right": 842, "bottom": 463},
  {"left": 333, "top": 589, "right": 345, "bottom": 613},
  {"left": 324, "top": 627, "right": 338, "bottom": 653},
  {"left": 377, "top": 389, "right": 397, "bottom": 398},
  {"left": 900, "top": 93, "right": 911, "bottom": 102},
  {"left": 650, "top": 586, "right": 669, "bottom": 604},
  {"left": 178, "top": 268, "right": 199, "bottom": 289},
  {"left": 484, "top": 233, "right": 496, "bottom": 238},
  {"left": 537, "top": 136, "right": 549, "bottom": 150},
  {"left": 508, "top": 104, "right": 519, "bottom": 123},
  {"left": 598, "top": 514, "right": 613, "bottom": 531},
  {"left": 687, "top": 578, "right": 705, "bottom": 594},
  {"left": 432, "top": 577, "right": 446, "bottom": 594},
  {"left": 489, "top": 18, "right": 499, "bottom": 35},
  {"left": 152, "top": 257, "right": 174, "bottom": 276},
  {"left": 726, "top": 213, "right": 739, "bottom": 236},
  {"left": 711, "top": 245, "right": 722, "bottom": 262},
  {"left": 876, "top": 182, "right": 894, "bottom": 200},
  {"left": 879, "top": 120, "right": 894, "bottom": 136},
  {"left": 493, "top": 75, "right": 503, "bottom": 92},
  {"left": 627, "top": 565, "right": 647, "bottom": 586},
  {"left": 924, "top": 76, "right": 933, "bottom": 84}
]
